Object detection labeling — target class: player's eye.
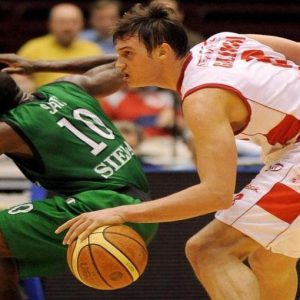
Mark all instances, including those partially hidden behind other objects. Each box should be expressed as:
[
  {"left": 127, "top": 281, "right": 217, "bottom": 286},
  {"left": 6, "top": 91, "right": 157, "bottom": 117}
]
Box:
[{"left": 123, "top": 51, "right": 131, "bottom": 58}]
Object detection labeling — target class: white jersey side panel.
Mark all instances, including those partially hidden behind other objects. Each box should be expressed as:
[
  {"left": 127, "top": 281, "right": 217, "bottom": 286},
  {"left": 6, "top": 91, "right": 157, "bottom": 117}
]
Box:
[{"left": 179, "top": 32, "right": 300, "bottom": 163}]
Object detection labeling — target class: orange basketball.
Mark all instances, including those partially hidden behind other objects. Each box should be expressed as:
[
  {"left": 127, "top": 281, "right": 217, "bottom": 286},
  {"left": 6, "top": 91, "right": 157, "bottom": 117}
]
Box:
[{"left": 67, "top": 224, "right": 148, "bottom": 290}]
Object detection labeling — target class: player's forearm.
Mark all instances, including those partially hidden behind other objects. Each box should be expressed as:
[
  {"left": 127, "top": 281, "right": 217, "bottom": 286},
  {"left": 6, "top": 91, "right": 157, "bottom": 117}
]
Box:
[
  {"left": 119, "top": 183, "right": 233, "bottom": 223},
  {"left": 31, "top": 55, "right": 117, "bottom": 73}
]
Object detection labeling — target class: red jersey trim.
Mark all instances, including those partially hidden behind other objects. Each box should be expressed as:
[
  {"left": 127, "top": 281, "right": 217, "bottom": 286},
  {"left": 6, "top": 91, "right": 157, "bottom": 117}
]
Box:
[
  {"left": 182, "top": 83, "right": 252, "bottom": 135},
  {"left": 176, "top": 53, "right": 193, "bottom": 95}
]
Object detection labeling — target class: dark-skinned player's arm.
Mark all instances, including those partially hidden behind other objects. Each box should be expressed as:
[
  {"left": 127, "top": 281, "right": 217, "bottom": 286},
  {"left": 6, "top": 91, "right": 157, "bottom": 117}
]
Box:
[
  {"left": 0, "top": 122, "right": 25, "bottom": 156},
  {"left": 0, "top": 53, "right": 117, "bottom": 74},
  {"left": 56, "top": 88, "right": 248, "bottom": 245},
  {"left": 57, "top": 62, "right": 125, "bottom": 98},
  {"left": 245, "top": 34, "right": 300, "bottom": 65}
]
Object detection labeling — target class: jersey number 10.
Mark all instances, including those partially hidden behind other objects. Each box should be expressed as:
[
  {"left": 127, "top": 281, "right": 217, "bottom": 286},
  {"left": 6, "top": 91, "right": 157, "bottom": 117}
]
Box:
[{"left": 57, "top": 108, "right": 115, "bottom": 156}]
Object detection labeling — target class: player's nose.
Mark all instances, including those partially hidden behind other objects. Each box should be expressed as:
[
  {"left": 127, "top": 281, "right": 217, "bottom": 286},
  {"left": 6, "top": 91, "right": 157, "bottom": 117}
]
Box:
[{"left": 115, "top": 59, "right": 126, "bottom": 71}]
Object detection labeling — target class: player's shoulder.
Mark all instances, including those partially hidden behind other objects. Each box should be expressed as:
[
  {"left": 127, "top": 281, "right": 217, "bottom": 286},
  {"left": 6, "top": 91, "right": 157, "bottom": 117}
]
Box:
[
  {"left": 189, "top": 32, "right": 245, "bottom": 54},
  {"left": 207, "top": 32, "right": 246, "bottom": 40},
  {"left": 38, "top": 80, "right": 83, "bottom": 92},
  {"left": 37, "top": 80, "right": 93, "bottom": 104}
]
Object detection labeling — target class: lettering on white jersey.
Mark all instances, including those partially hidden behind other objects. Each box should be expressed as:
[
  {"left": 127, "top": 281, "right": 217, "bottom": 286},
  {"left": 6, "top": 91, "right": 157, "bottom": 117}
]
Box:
[
  {"left": 214, "top": 36, "right": 246, "bottom": 68},
  {"left": 181, "top": 32, "right": 300, "bottom": 163}
]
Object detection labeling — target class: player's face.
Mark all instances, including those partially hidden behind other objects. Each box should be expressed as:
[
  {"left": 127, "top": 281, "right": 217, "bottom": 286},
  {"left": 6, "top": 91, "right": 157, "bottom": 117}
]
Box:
[{"left": 115, "top": 36, "right": 162, "bottom": 88}]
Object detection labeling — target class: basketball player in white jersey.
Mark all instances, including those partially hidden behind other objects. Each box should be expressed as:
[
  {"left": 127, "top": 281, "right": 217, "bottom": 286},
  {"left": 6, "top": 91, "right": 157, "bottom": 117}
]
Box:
[{"left": 3, "top": 3, "right": 300, "bottom": 299}]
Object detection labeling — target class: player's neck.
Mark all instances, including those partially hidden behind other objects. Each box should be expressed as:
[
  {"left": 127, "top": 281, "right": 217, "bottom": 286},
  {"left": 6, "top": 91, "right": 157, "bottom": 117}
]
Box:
[{"left": 159, "top": 55, "right": 189, "bottom": 91}]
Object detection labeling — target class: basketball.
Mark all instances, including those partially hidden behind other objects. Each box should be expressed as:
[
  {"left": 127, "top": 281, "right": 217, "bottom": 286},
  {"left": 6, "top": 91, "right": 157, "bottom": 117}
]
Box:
[{"left": 67, "top": 224, "right": 148, "bottom": 290}]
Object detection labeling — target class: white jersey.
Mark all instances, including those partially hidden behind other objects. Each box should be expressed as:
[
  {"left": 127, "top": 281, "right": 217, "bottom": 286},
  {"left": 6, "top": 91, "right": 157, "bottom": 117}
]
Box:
[{"left": 178, "top": 32, "right": 300, "bottom": 163}]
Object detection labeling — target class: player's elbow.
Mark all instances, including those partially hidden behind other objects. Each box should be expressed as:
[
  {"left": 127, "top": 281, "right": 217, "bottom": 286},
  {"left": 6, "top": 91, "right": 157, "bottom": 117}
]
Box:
[
  {"left": 208, "top": 185, "right": 234, "bottom": 210},
  {"left": 218, "top": 193, "right": 233, "bottom": 209}
]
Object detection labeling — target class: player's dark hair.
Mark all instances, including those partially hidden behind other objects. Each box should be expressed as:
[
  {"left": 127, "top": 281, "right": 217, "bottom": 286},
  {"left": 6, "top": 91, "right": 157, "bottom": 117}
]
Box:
[
  {"left": 113, "top": 2, "right": 188, "bottom": 58},
  {"left": 0, "top": 73, "right": 24, "bottom": 115}
]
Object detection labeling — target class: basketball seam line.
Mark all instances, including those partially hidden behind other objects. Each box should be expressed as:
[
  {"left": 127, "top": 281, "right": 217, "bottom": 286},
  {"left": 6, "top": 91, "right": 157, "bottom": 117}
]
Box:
[
  {"left": 88, "top": 235, "right": 114, "bottom": 288},
  {"left": 91, "top": 231, "right": 148, "bottom": 252},
  {"left": 102, "top": 234, "right": 139, "bottom": 278},
  {"left": 91, "top": 243, "right": 135, "bottom": 281}
]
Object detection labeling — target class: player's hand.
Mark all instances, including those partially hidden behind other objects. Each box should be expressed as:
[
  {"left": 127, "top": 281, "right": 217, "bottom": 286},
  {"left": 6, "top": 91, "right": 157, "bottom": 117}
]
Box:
[
  {"left": 0, "top": 53, "right": 35, "bottom": 74},
  {"left": 55, "top": 207, "right": 126, "bottom": 245}
]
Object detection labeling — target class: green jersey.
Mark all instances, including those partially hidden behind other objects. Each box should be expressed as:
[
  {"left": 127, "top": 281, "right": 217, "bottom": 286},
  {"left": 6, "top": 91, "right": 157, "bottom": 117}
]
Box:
[{"left": 1, "top": 82, "right": 149, "bottom": 195}]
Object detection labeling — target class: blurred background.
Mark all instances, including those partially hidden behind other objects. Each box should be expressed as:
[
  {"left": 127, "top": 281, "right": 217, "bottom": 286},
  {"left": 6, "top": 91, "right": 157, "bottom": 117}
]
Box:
[{"left": 1, "top": 0, "right": 300, "bottom": 53}]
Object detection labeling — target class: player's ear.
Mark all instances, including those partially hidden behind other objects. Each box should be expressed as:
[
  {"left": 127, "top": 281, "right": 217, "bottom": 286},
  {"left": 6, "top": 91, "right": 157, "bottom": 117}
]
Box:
[{"left": 157, "top": 43, "right": 171, "bottom": 61}]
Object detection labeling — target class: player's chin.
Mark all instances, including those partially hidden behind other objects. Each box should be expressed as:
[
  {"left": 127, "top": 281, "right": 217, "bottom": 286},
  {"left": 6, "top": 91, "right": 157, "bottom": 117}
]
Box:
[
  {"left": 126, "top": 81, "right": 136, "bottom": 88},
  {"left": 126, "top": 79, "right": 143, "bottom": 88}
]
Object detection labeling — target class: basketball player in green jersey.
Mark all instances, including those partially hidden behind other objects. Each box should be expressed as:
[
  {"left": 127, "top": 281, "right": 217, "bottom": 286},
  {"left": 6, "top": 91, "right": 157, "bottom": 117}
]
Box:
[{"left": 0, "top": 57, "right": 158, "bottom": 299}]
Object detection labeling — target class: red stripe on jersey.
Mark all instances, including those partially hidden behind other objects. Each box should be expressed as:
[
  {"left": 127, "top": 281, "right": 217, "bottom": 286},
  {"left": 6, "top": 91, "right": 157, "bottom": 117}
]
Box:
[
  {"left": 266, "top": 115, "right": 300, "bottom": 145},
  {"left": 257, "top": 183, "right": 300, "bottom": 224}
]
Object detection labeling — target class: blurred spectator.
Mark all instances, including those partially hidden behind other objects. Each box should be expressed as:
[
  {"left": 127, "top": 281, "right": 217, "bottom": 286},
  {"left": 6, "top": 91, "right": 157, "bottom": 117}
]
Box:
[
  {"left": 101, "top": 87, "right": 178, "bottom": 138},
  {"left": 81, "top": 0, "right": 121, "bottom": 53},
  {"left": 114, "top": 120, "right": 143, "bottom": 153},
  {"left": 101, "top": 88, "right": 195, "bottom": 169},
  {"left": 17, "top": 3, "right": 102, "bottom": 87},
  {"left": 138, "top": 135, "right": 194, "bottom": 169},
  {"left": 151, "top": 0, "right": 204, "bottom": 48}
]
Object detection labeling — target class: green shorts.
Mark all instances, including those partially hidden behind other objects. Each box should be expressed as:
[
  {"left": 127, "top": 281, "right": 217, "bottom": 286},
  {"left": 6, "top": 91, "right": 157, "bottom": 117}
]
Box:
[{"left": 0, "top": 189, "right": 158, "bottom": 279}]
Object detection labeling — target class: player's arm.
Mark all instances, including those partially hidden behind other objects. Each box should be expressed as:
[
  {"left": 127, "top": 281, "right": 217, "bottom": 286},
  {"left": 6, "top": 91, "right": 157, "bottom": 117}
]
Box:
[
  {"left": 0, "top": 53, "right": 117, "bottom": 74},
  {"left": 56, "top": 88, "right": 245, "bottom": 244},
  {"left": 0, "top": 122, "right": 25, "bottom": 155},
  {"left": 116, "top": 88, "right": 240, "bottom": 221},
  {"left": 58, "top": 62, "right": 125, "bottom": 98},
  {"left": 246, "top": 34, "right": 300, "bottom": 65}
]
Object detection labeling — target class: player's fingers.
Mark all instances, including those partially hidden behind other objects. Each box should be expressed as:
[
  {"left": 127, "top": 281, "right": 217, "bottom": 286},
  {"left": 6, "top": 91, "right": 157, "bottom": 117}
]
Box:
[
  {"left": 55, "top": 216, "right": 81, "bottom": 234},
  {"left": 78, "top": 223, "right": 101, "bottom": 241},
  {"left": 62, "top": 220, "right": 83, "bottom": 245},
  {"left": 1, "top": 67, "right": 24, "bottom": 74},
  {"left": 64, "top": 220, "right": 92, "bottom": 245}
]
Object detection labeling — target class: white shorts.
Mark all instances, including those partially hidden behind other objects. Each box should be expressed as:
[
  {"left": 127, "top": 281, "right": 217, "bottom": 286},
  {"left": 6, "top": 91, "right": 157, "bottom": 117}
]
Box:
[{"left": 216, "top": 144, "right": 300, "bottom": 258}]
